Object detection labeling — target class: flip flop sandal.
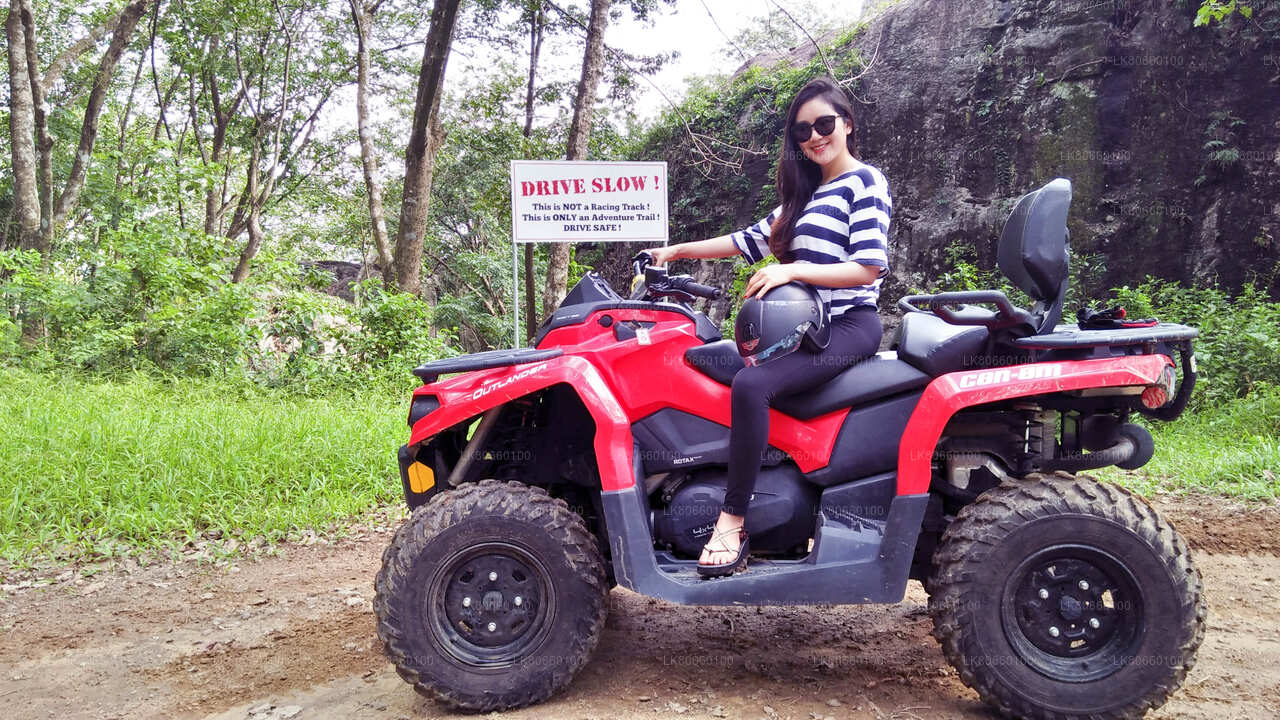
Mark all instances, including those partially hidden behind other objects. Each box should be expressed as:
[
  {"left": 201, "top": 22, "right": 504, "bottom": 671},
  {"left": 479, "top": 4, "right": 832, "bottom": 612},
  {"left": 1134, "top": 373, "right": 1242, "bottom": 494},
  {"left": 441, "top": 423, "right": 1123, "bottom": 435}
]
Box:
[{"left": 697, "top": 526, "right": 750, "bottom": 578}]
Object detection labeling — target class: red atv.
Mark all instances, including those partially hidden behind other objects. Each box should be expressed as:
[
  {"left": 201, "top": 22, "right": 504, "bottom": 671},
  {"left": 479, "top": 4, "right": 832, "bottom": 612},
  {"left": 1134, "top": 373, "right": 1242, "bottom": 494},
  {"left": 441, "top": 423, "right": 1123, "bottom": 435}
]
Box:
[{"left": 374, "top": 178, "right": 1205, "bottom": 719}]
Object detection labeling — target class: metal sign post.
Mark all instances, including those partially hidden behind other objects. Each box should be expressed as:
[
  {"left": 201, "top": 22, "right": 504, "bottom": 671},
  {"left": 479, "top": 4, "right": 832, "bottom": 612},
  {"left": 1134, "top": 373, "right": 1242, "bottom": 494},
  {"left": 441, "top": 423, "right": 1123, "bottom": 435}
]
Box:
[{"left": 513, "top": 241, "right": 520, "bottom": 347}]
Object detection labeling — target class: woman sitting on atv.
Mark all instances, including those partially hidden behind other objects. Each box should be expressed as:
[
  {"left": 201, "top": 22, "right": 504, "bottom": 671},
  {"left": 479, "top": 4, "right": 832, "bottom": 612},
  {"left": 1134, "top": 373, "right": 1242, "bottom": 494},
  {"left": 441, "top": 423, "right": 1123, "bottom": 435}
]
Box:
[{"left": 645, "top": 77, "right": 892, "bottom": 577}]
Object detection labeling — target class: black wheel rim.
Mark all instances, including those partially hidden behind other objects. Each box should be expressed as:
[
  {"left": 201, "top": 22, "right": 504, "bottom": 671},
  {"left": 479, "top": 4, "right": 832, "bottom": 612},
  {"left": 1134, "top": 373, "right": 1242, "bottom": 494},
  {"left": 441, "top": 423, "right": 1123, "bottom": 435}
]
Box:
[
  {"left": 1001, "top": 543, "right": 1145, "bottom": 682},
  {"left": 427, "top": 541, "right": 555, "bottom": 668}
]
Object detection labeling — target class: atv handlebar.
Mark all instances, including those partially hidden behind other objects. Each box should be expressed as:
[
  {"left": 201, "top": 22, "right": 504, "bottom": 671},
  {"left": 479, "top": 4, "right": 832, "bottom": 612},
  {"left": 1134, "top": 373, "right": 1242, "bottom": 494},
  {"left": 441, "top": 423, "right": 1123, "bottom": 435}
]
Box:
[
  {"left": 631, "top": 251, "right": 723, "bottom": 302},
  {"left": 667, "top": 276, "right": 723, "bottom": 300},
  {"left": 632, "top": 251, "right": 655, "bottom": 279}
]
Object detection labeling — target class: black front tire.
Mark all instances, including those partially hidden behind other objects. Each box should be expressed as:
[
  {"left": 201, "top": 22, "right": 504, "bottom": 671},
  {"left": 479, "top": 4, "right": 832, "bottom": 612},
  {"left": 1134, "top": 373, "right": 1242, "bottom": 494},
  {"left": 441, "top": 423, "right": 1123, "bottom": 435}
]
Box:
[
  {"left": 929, "top": 472, "right": 1205, "bottom": 720},
  {"left": 375, "top": 479, "right": 608, "bottom": 712}
]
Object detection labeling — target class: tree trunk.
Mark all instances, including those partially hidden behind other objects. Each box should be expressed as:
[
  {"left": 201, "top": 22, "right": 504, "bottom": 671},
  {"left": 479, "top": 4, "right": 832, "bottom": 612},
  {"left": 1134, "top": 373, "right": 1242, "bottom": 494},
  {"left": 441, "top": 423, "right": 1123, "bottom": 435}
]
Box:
[
  {"left": 393, "top": 0, "right": 463, "bottom": 296},
  {"left": 543, "top": 0, "right": 609, "bottom": 316},
  {"left": 17, "top": 0, "right": 54, "bottom": 247},
  {"left": 2, "top": 202, "right": 15, "bottom": 251},
  {"left": 43, "top": 9, "right": 127, "bottom": 88},
  {"left": 522, "top": 0, "right": 545, "bottom": 341},
  {"left": 5, "top": 0, "right": 41, "bottom": 256},
  {"left": 230, "top": 137, "right": 264, "bottom": 284},
  {"left": 6, "top": 0, "right": 152, "bottom": 261},
  {"left": 111, "top": 41, "right": 148, "bottom": 230},
  {"left": 50, "top": 0, "right": 153, "bottom": 237},
  {"left": 349, "top": 0, "right": 394, "bottom": 285},
  {"left": 7, "top": 0, "right": 43, "bottom": 341},
  {"left": 202, "top": 51, "right": 248, "bottom": 236}
]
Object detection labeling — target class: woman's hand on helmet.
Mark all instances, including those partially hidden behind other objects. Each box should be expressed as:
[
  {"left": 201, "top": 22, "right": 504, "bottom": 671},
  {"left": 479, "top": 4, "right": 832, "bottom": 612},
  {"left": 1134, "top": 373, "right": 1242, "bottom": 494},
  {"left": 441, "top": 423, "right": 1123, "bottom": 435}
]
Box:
[
  {"left": 744, "top": 263, "right": 796, "bottom": 299},
  {"left": 643, "top": 245, "right": 680, "bottom": 266}
]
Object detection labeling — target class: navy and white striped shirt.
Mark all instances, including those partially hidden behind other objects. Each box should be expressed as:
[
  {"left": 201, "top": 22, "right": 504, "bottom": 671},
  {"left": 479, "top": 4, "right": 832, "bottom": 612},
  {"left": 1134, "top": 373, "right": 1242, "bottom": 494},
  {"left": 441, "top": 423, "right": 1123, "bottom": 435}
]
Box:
[{"left": 730, "top": 162, "right": 892, "bottom": 315}]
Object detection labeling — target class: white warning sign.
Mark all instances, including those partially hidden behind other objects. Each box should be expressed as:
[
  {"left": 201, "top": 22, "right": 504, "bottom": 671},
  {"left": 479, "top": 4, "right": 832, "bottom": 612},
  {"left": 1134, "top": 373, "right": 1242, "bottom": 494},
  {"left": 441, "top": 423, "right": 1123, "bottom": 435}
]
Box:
[{"left": 510, "top": 160, "right": 668, "bottom": 244}]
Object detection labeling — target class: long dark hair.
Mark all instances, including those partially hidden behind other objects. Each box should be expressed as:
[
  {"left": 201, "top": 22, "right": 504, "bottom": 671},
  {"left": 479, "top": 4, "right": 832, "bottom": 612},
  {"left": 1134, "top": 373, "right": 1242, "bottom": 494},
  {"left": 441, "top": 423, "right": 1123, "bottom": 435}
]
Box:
[{"left": 769, "top": 78, "right": 859, "bottom": 261}]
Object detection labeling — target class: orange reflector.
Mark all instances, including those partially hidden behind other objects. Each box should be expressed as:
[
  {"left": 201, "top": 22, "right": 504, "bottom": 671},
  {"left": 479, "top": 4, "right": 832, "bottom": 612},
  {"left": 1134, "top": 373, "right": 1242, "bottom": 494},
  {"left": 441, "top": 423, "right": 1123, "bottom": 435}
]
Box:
[
  {"left": 1142, "top": 365, "right": 1176, "bottom": 408},
  {"left": 407, "top": 462, "right": 435, "bottom": 494},
  {"left": 1141, "top": 385, "right": 1168, "bottom": 409}
]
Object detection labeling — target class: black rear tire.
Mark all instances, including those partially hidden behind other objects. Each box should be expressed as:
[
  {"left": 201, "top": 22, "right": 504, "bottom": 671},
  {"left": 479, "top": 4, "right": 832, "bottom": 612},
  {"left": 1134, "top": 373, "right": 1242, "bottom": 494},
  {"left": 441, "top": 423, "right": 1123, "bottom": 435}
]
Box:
[
  {"left": 929, "top": 472, "right": 1205, "bottom": 720},
  {"left": 375, "top": 479, "right": 608, "bottom": 712}
]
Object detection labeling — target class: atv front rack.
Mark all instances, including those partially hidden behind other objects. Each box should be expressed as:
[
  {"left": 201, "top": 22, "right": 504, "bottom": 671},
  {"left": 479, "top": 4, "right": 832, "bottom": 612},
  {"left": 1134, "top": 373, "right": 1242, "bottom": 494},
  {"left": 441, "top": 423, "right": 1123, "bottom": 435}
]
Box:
[{"left": 412, "top": 347, "right": 564, "bottom": 383}]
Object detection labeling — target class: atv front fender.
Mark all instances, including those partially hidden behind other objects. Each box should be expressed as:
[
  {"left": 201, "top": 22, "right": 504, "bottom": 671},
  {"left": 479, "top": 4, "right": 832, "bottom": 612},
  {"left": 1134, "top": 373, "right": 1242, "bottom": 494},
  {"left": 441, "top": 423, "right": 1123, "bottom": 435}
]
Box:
[{"left": 408, "top": 355, "right": 636, "bottom": 491}]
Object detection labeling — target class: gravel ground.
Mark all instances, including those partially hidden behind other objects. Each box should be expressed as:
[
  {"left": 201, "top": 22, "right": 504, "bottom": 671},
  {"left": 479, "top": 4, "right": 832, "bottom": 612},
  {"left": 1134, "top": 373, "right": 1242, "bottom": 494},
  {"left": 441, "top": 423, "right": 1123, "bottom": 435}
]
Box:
[{"left": 2, "top": 495, "right": 1278, "bottom": 720}]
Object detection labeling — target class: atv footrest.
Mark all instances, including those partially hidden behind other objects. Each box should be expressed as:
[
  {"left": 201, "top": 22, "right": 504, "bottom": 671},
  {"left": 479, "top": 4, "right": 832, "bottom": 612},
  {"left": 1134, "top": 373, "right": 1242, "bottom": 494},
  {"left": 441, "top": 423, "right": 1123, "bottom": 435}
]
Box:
[
  {"left": 605, "top": 482, "right": 930, "bottom": 606},
  {"left": 652, "top": 556, "right": 799, "bottom": 582},
  {"left": 640, "top": 506, "right": 901, "bottom": 598}
]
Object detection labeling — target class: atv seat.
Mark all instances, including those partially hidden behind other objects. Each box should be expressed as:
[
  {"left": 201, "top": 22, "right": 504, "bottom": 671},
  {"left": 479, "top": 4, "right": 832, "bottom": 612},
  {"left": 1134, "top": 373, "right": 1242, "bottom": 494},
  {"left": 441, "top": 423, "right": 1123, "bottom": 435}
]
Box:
[
  {"left": 684, "top": 341, "right": 930, "bottom": 419},
  {"left": 890, "top": 178, "right": 1077, "bottom": 375},
  {"left": 892, "top": 311, "right": 992, "bottom": 376},
  {"left": 683, "top": 340, "right": 744, "bottom": 385}
]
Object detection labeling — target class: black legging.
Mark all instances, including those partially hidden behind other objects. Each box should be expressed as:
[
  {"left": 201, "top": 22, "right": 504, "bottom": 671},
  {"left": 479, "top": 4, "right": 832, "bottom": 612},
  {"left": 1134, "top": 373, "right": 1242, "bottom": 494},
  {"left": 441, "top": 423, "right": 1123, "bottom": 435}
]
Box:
[{"left": 721, "top": 306, "right": 883, "bottom": 517}]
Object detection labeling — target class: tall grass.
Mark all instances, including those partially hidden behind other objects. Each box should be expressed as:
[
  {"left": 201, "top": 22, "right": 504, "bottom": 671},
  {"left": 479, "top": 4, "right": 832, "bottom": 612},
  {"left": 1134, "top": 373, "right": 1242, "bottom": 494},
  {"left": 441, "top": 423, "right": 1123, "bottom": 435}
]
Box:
[
  {"left": 1104, "top": 384, "right": 1280, "bottom": 501},
  {"left": 0, "top": 368, "right": 410, "bottom": 564},
  {"left": 1, "top": 367, "right": 1274, "bottom": 566}
]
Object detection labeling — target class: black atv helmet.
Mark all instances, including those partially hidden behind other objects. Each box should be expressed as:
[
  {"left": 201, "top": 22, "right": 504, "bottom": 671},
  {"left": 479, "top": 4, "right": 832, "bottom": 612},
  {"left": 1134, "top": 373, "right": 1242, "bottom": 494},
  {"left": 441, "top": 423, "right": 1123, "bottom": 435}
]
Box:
[{"left": 734, "top": 281, "right": 830, "bottom": 367}]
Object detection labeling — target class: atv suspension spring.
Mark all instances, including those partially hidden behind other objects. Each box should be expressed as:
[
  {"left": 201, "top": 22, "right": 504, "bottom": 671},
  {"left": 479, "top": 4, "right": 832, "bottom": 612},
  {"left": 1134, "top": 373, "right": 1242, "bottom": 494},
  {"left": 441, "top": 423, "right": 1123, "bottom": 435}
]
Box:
[
  {"left": 476, "top": 398, "right": 539, "bottom": 485},
  {"left": 1021, "top": 408, "right": 1056, "bottom": 474},
  {"left": 492, "top": 435, "right": 534, "bottom": 484}
]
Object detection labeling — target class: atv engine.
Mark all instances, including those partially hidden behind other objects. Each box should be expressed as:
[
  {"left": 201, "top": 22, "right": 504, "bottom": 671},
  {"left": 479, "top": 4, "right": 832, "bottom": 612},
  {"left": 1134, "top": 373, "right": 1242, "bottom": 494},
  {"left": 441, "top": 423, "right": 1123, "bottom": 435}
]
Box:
[{"left": 650, "top": 466, "right": 820, "bottom": 557}]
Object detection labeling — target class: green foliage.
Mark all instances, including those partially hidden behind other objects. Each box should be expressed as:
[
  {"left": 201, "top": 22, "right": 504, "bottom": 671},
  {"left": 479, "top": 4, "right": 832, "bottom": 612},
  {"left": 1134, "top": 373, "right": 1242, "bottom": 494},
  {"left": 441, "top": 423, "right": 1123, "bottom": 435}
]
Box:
[
  {"left": 0, "top": 315, "right": 17, "bottom": 357},
  {"left": 926, "top": 246, "right": 1280, "bottom": 409},
  {"left": 715, "top": 0, "right": 850, "bottom": 63},
  {"left": 253, "top": 289, "right": 347, "bottom": 387},
  {"left": 0, "top": 369, "right": 406, "bottom": 564},
  {"left": 0, "top": 240, "right": 456, "bottom": 393},
  {"left": 561, "top": 249, "right": 588, "bottom": 292},
  {"left": 924, "top": 241, "right": 1033, "bottom": 309},
  {"left": 1102, "top": 382, "right": 1279, "bottom": 500},
  {"left": 1194, "top": 111, "right": 1246, "bottom": 186},
  {"left": 936, "top": 242, "right": 1002, "bottom": 293},
  {"left": 637, "top": 19, "right": 868, "bottom": 259},
  {"left": 145, "top": 282, "right": 260, "bottom": 377},
  {"left": 1195, "top": 0, "right": 1253, "bottom": 26},
  {"left": 721, "top": 253, "right": 776, "bottom": 339},
  {"left": 1111, "top": 278, "right": 1280, "bottom": 407},
  {"left": 345, "top": 281, "right": 458, "bottom": 381},
  {"left": 1064, "top": 250, "right": 1108, "bottom": 311}
]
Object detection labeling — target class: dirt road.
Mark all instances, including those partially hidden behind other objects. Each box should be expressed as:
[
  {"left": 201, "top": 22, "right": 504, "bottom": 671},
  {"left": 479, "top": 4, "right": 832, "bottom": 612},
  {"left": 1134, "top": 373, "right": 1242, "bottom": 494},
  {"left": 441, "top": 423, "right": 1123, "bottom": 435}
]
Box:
[{"left": 3, "top": 496, "right": 1278, "bottom": 720}]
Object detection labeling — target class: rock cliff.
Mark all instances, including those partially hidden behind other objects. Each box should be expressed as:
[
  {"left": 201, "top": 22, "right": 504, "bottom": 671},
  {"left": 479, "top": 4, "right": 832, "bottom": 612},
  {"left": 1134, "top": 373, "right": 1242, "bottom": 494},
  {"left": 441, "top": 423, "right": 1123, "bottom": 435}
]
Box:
[
  {"left": 629, "top": 0, "right": 1279, "bottom": 314},
  {"left": 849, "top": 0, "right": 1278, "bottom": 300}
]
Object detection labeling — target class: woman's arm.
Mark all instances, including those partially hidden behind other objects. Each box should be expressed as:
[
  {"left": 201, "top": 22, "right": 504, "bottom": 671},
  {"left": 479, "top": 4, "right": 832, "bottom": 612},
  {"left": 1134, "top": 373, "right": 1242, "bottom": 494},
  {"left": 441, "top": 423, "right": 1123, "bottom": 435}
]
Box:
[
  {"left": 644, "top": 235, "right": 739, "bottom": 265},
  {"left": 648, "top": 207, "right": 780, "bottom": 266},
  {"left": 790, "top": 261, "right": 880, "bottom": 288},
  {"left": 743, "top": 261, "right": 879, "bottom": 298}
]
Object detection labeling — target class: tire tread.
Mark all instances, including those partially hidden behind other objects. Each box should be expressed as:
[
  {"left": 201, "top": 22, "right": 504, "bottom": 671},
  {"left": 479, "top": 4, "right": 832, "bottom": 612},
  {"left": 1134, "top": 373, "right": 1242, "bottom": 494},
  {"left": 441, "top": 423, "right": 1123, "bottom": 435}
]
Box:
[
  {"left": 928, "top": 473, "right": 1206, "bottom": 720},
  {"left": 374, "top": 479, "right": 608, "bottom": 712}
]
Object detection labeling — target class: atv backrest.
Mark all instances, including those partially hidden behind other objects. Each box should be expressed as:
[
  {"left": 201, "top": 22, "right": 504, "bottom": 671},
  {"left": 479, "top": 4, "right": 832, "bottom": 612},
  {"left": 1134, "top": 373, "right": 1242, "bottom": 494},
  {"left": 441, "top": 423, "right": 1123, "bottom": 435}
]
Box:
[{"left": 997, "top": 178, "right": 1071, "bottom": 334}]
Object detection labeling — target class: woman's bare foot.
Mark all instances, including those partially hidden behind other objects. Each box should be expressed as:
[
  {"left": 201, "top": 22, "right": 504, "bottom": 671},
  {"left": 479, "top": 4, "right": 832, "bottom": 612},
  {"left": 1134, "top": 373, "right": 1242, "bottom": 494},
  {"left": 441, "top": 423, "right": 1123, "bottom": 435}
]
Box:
[{"left": 698, "top": 512, "right": 746, "bottom": 567}]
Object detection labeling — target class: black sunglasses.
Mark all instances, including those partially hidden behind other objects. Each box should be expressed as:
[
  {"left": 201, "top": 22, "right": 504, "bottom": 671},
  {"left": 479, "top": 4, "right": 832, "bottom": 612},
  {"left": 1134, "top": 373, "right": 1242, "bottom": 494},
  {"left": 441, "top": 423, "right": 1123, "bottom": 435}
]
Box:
[{"left": 790, "top": 115, "right": 840, "bottom": 143}]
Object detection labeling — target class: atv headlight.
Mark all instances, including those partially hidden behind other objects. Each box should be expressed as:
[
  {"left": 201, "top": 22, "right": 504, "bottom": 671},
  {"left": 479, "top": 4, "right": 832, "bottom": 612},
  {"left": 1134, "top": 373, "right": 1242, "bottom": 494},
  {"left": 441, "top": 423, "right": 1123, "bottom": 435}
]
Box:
[{"left": 408, "top": 395, "right": 440, "bottom": 428}]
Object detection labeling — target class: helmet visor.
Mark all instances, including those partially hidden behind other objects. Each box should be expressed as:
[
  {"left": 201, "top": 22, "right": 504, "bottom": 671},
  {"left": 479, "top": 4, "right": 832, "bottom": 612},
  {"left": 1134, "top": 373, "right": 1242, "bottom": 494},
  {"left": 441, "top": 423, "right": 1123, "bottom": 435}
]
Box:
[{"left": 742, "top": 322, "right": 811, "bottom": 367}]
